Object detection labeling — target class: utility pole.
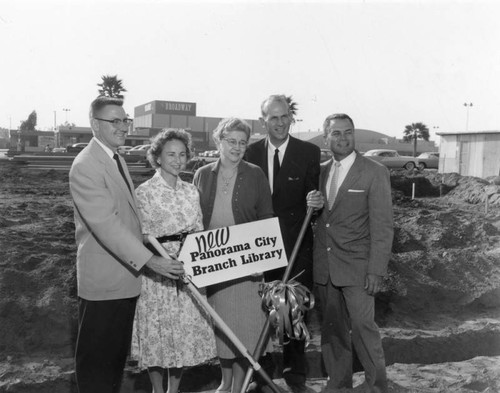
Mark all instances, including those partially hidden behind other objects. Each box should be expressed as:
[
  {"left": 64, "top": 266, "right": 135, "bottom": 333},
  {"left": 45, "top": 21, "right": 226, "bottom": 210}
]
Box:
[
  {"left": 63, "top": 108, "right": 71, "bottom": 123},
  {"left": 464, "top": 102, "right": 473, "bottom": 131}
]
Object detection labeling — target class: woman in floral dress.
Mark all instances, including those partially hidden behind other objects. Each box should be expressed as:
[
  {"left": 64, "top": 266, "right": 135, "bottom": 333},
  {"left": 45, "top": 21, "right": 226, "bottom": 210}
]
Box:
[{"left": 131, "top": 128, "right": 216, "bottom": 393}]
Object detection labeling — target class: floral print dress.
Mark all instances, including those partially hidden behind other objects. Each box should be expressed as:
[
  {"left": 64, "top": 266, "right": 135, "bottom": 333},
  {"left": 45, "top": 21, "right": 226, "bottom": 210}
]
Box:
[{"left": 131, "top": 171, "right": 217, "bottom": 369}]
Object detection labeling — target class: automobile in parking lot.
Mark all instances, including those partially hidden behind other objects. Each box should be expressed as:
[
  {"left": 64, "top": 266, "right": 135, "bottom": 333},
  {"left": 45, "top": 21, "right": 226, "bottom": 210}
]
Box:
[
  {"left": 117, "top": 145, "right": 133, "bottom": 155},
  {"left": 320, "top": 149, "right": 333, "bottom": 163},
  {"left": 363, "top": 149, "right": 416, "bottom": 170},
  {"left": 197, "top": 150, "right": 220, "bottom": 163},
  {"left": 126, "top": 144, "right": 151, "bottom": 156},
  {"left": 417, "top": 152, "right": 439, "bottom": 170},
  {"left": 66, "top": 143, "right": 88, "bottom": 153}
]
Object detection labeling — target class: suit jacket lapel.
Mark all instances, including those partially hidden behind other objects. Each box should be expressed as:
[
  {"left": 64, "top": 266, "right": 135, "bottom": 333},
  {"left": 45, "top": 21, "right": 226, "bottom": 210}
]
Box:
[
  {"left": 106, "top": 158, "right": 138, "bottom": 212},
  {"left": 90, "top": 141, "right": 140, "bottom": 218},
  {"left": 116, "top": 154, "right": 135, "bottom": 197},
  {"left": 249, "top": 139, "right": 269, "bottom": 178},
  {"left": 275, "top": 136, "right": 299, "bottom": 192},
  {"left": 320, "top": 159, "right": 332, "bottom": 200},
  {"left": 261, "top": 139, "right": 269, "bottom": 178},
  {"left": 331, "top": 154, "right": 363, "bottom": 212}
]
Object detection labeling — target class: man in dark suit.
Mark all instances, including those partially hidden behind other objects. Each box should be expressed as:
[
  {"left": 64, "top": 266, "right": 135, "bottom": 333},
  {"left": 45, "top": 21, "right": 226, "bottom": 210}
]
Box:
[
  {"left": 313, "top": 113, "right": 393, "bottom": 393},
  {"left": 245, "top": 94, "right": 320, "bottom": 393},
  {"left": 69, "top": 96, "right": 184, "bottom": 393}
]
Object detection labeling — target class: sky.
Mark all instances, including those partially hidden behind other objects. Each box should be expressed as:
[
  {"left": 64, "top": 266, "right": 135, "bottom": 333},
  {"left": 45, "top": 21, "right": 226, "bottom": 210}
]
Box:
[{"left": 1, "top": 0, "right": 499, "bottom": 143}]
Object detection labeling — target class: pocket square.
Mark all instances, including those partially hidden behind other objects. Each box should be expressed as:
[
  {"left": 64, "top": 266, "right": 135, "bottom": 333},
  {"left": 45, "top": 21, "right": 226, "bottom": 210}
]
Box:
[
  {"left": 288, "top": 176, "right": 300, "bottom": 181},
  {"left": 348, "top": 189, "right": 365, "bottom": 193}
]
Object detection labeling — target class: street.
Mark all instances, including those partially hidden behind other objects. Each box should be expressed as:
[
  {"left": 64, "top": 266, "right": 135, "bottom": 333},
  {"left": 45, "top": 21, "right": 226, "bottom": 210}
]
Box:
[{"left": 0, "top": 149, "right": 154, "bottom": 173}]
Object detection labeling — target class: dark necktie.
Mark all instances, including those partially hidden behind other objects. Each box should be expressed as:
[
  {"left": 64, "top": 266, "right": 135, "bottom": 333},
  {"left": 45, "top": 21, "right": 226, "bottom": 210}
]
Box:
[
  {"left": 273, "top": 148, "right": 280, "bottom": 192},
  {"left": 113, "top": 153, "right": 132, "bottom": 195}
]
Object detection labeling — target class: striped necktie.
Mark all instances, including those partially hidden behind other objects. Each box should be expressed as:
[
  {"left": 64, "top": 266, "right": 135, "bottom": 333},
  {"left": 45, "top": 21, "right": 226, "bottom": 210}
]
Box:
[{"left": 328, "top": 162, "right": 341, "bottom": 210}]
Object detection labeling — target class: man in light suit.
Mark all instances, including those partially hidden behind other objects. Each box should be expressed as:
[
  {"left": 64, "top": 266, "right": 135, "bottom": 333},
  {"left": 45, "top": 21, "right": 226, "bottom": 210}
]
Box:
[
  {"left": 245, "top": 94, "right": 320, "bottom": 393},
  {"left": 69, "top": 96, "right": 184, "bottom": 393},
  {"left": 313, "top": 113, "right": 393, "bottom": 393}
]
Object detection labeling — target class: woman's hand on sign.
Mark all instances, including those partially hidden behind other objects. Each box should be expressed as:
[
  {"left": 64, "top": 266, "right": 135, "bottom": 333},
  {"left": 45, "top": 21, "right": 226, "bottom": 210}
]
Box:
[{"left": 306, "top": 190, "right": 324, "bottom": 210}]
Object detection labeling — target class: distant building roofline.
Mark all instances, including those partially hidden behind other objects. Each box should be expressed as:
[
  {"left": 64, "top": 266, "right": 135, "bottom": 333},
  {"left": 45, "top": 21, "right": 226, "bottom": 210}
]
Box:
[{"left": 437, "top": 130, "right": 500, "bottom": 136}]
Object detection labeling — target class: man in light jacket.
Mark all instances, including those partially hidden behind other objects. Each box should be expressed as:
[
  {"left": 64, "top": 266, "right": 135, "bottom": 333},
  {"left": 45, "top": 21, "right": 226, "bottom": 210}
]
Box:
[
  {"left": 313, "top": 113, "right": 393, "bottom": 393},
  {"left": 69, "top": 95, "right": 184, "bottom": 393}
]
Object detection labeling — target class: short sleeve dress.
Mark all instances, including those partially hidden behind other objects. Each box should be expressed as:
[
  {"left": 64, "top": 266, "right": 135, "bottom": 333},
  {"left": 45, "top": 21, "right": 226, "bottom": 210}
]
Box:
[{"left": 131, "top": 171, "right": 217, "bottom": 369}]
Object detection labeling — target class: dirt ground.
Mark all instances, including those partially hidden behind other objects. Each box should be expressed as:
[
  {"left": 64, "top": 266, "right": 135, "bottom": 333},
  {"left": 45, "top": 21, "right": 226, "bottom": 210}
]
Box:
[{"left": 0, "top": 163, "right": 499, "bottom": 392}]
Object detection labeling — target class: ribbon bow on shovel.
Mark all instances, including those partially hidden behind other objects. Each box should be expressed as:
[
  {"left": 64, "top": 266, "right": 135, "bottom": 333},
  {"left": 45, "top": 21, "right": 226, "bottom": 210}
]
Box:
[
  {"left": 260, "top": 273, "right": 315, "bottom": 346},
  {"left": 240, "top": 206, "right": 316, "bottom": 393}
]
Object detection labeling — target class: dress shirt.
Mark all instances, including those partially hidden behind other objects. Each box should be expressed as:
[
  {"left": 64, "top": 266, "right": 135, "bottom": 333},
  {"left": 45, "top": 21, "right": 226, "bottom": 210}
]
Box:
[
  {"left": 326, "top": 150, "right": 356, "bottom": 200},
  {"left": 93, "top": 137, "right": 115, "bottom": 159},
  {"left": 267, "top": 136, "right": 290, "bottom": 193}
]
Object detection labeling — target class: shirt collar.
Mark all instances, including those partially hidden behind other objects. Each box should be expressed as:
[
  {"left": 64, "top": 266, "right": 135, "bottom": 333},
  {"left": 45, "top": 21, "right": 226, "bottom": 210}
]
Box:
[
  {"left": 333, "top": 150, "right": 356, "bottom": 169},
  {"left": 268, "top": 135, "right": 290, "bottom": 154},
  {"left": 93, "top": 137, "right": 115, "bottom": 159},
  {"left": 339, "top": 150, "right": 356, "bottom": 166},
  {"left": 153, "top": 169, "right": 183, "bottom": 191}
]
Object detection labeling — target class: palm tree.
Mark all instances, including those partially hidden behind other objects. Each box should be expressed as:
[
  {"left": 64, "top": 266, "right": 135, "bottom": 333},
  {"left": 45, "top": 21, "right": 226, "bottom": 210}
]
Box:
[
  {"left": 97, "top": 75, "right": 127, "bottom": 98},
  {"left": 403, "top": 122, "right": 430, "bottom": 157},
  {"left": 20, "top": 110, "right": 37, "bottom": 132},
  {"left": 18, "top": 110, "right": 37, "bottom": 152},
  {"left": 285, "top": 95, "right": 298, "bottom": 123}
]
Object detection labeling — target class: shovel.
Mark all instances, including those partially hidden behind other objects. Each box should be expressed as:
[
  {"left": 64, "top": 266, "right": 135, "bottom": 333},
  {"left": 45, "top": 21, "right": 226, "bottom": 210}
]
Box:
[
  {"left": 147, "top": 235, "right": 283, "bottom": 393},
  {"left": 240, "top": 207, "right": 315, "bottom": 393}
]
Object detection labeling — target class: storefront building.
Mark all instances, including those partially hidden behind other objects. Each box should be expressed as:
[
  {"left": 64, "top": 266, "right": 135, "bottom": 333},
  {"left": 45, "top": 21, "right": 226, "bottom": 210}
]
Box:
[{"left": 131, "top": 100, "right": 263, "bottom": 151}]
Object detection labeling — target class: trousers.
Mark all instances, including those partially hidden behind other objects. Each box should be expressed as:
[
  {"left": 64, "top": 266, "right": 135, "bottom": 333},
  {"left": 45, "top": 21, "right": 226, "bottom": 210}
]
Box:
[
  {"left": 316, "top": 282, "right": 387, "bottom": 393},
  {"left": 75, "top": 296, "right": 137, "bottom": 393}
]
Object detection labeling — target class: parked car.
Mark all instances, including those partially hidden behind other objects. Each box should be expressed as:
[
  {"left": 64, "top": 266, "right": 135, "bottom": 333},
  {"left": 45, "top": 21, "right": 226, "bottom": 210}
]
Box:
[
  {"left": 52, "top": 147, "right": 67, "bottom": 153},
  {"left": 117, "top": 145, "right": 133, "bottom": 155},
  {"left": 186, "top": 157, "right": 208, "bottom": 171},
  {"left": 417, "top": 152, "right": 439, "bottom": 170},
  {"left": 363, "top": 149, "right": 416, "bottom": 170},
  {"left": 201, "top": 150, "right": 220, "bottom": 163},
  {"left": 126, "top": 144, "right": 151, "bottom": 156},
  {"left": 66, "top": 143, "right": 88, "bottom": 153},
  {"left": 320, "top": 149, "right": 333, "bottom": 163}
]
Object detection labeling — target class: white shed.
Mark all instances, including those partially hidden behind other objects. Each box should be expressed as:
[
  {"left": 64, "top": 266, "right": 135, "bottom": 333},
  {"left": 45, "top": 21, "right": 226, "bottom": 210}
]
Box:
[{"left": 437, "top": 130, "right": 500, "bottom": 178}]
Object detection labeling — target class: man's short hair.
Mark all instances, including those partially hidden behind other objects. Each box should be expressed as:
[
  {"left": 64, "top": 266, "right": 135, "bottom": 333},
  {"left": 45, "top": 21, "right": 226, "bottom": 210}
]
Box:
[
  {"left": 261, "top": 94, "right": 289, "bottom": 117},
  {"left": 89, "top": 96, "right": 124, "bottom": 119},
  {"left": 323, "top": 113, "right": 355, "bottom": 134}
]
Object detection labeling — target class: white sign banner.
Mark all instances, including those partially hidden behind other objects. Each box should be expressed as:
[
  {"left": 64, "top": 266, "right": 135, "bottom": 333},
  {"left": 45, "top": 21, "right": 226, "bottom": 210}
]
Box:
[{"left": 178, "top": 217, "right": 287, "bottom": 288}]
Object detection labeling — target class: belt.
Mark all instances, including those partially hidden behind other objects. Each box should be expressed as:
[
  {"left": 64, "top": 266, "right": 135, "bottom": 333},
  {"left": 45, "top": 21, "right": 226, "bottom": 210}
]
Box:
[
  {"left": 156, "top": 232, "right": 189, "bottom": 243},
  {"left": 146, "top": 232, "right": 190, "bottom": 257}
]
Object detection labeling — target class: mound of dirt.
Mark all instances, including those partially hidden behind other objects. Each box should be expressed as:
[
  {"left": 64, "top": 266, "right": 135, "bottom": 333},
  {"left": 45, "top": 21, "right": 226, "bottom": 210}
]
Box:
[
  {"left": 0, "top": 163, "right": 499, "bottom": 392},
  {"left": 390, "top": 169, "right": 500, "bottom": 206}
]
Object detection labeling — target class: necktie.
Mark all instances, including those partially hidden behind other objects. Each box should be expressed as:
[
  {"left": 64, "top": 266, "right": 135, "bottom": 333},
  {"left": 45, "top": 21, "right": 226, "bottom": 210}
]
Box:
[
  {"left": 113, "top": 153, "right": 132, "bottom": 195},
  {"left": 328, "top": 162, "right": 341, "bottom": 210},
  {"left": 273, "top": 148, "right": 280, "bottom": 192}
]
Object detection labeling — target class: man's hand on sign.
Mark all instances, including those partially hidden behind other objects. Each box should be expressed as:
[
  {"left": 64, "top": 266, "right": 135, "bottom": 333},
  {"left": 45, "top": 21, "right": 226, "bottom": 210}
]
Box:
[
  {"left": 146, "top": 255, "right": 185, "bottom": 279},
  {"left": 306, "top": 189, "right": 324, "bottom": 210}
]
